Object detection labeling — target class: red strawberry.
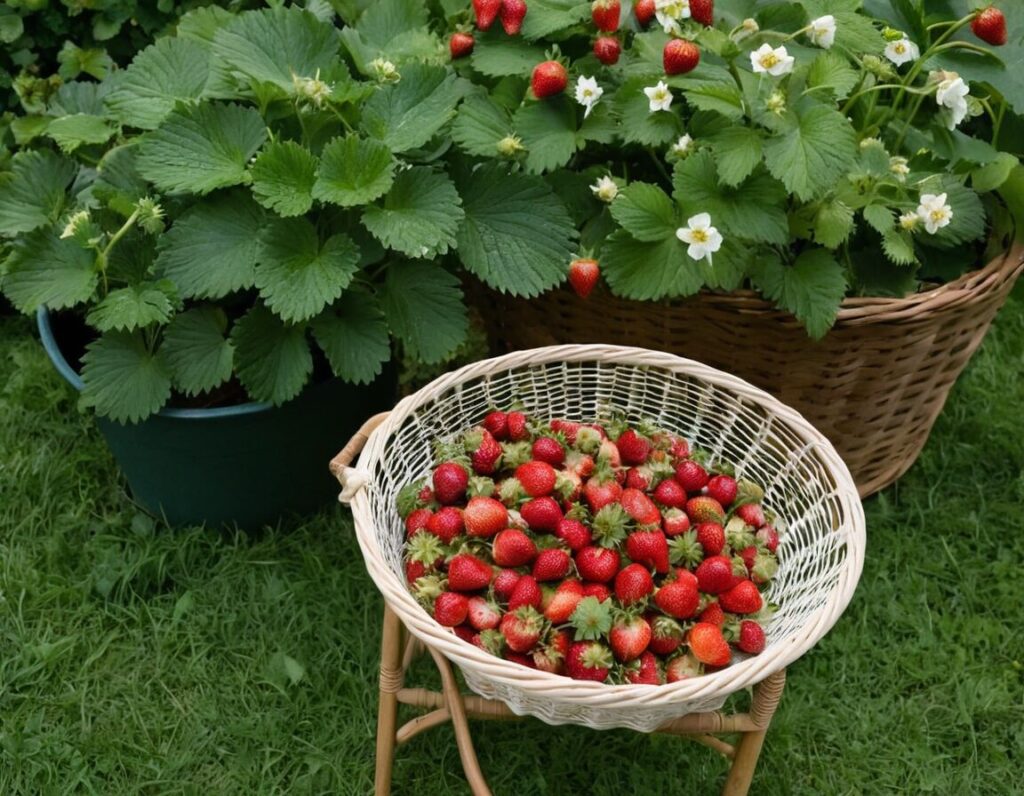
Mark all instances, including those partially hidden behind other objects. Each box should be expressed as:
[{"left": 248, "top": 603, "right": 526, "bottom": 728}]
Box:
[
  {"left": 666, "top": 653, "right": 700, "bottom": 682},
  {"left": 739, "top": 544, "right": 758, "bottom": 573},
  {"left": 532, "top": 437, "right": 566, "bottom": 467},
  {"left": 555, "top": 517, "right": 592, "bottom": 551},
  {"left": 662, "top": 508, "right": 691, "bottom": 537},
  {"left": 466, "top": 428, "right": 502, "bottom": 475},
  {"left": 625, "top": 466, "right": 652, "bottom": 490},
  {"left": 405, "top": 507, "right": 433, "bottom": 537},
  {"left": 614, "top": 562, "right": 654, "bottom": 605},
  {"left": 698, "top": 601, "right": 725, "bottom": 627},
  {"left": 575, "top": 545, "right": 620, "bottom": 582},
  {"left": 493, "top": 568, "right": 522, "bottom": 601},
  {"left": 737, "top": 619, "right": 766, "bottom": 654},
  {"left": 508, "top": 574, "right": 543, "bottom": 610},
  {"left": 690, "top": 0, "right": 713, "bottom": 26},
  {"left": 695, "top": 521, "right": 725, "bottom": 556},
  {"left": 433, "top": 462, "right": 469, "bottom": 505},
  {"left": 736, "top": 503, "right": 766, "bottom": 528},
  {"left": 581, "top": 582, "right": 611, "bottom": 601},
  {"left": 448, "top": 553, "right": 493, "bottom": 592},
  {"left": 516, "top": 460, "right": 557, "bottom": 497},
  {"left": 405, "top": 560, "right": 426, "bottom": 583},
  {"left": 675, "top": 460, "right": 708, "bottom": 492},
  {"left": 520, "top": 496, "right": 563, "bottom": 531},
  {"left": 434, "top": 592, "right": 469, "bottom": 626},
  {"left": 667, "top": 436, "right": 690, "bottom": 461},
  {"left": 609, "top": 613, "right": 651, "bottom": 662},
  {"left": 591, "top": 0, "right": 620, "bottom": 32},
  {"left": 566, "top": 641, "right": 613, "bottom": 681},
  {"left": 686, "top": 496, "right": 725, "bottom": 525},
  {"left": 695, "top": 555, "right": 738, "bottom": 594},
  {"left": 688, "top": 622, "right": 731, "bottom": 667},
  {"left": 583, "top": 474, "right": 622, "bottom": 512},
  {"left": 533, "top": 628, "right": 571, "bottom": 673},
  {"left": 426, "top": 506, "right": 463, "bottom": 544},
  {"left": 449, "top": 32, "right": 474, "bottom": 59},
  {"left": 504, "top": 651, "right": 535, "bottom": 667},
  {"left": 663, "top": 39, "right": 700, "bottom": 76},
  {"left": 616, "top": 430, "right": 651, "bottom": 466},
  {"left": 568, "top": 258, "right": 600, "bottom": 298},
  {"left": 472, "top": 0, "right": 502, "bottom": 30},
  {"left": 506, "top": 411, "right": 530, "bottom": 441},
  {"left": 621, "top": 488, "right": 661, "bottom": 526},
  {"left": 633, "top": 0, "right": 655, "bottom": 27},
  {"left": 653, "top": 478, "right": 687, "bottom": 509},
  {"left": 675, "top": 568, "right": 698, "bottom": 590},
  {"left": 648, "top": 615, "right": 684, "bottom": 655},
  {"left": 654, "top": 579, "right": 699, "bottom": 619},
  {"left": 626, "top": 530, "right": 670, "bottom": 574},
  {"left": 756, "top": 525, "right": 779, "bottom": 553},
  {"left": 483, "top": 411, "right": 509, "bottom": 440},
  {"left": 532, "top": 548, "right": 571, "bottom": 581},
  {"left": 972, "top": 6, "right": 1008, "bottom": 46},
  {"left": 500, "top": 0, "right": 528, "bottom": 35},
  {"left": 593, "top": 36, "right": 621, "bottom": 65},
  {"left": 532, "top": 60, "right": 568, "bottom": 99},
  {"left": 463, "top": 496, "right": 508, "bottom": 538},
  {"left": 492, "top": 528, "right": 537, "bottom": 567},
  {"left": 625, "top": 650, "right": 661, "bottom": 684},
  {"left": 467, "top": 596, "right": 502, "bottom": 630},
  {"left": 706, "top": 474, "right": 737, "bottom": 507},
  {"left": 452, "top": 624, "right": 476, "bottom": 645},
  {"left": 720, "top": 580, "right": 763, "bottom": 614},
  {"left": 544, "top": 579, "right": 584, "bottom": 622},
  {"left": 501, "top": 606, "right": 545, "bottom": 652}
]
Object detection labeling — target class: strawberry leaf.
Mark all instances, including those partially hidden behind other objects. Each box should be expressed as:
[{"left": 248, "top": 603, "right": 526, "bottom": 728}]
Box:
[
  {"left": 451, "top": 94, "right": 514, "bottom": 158},
  {"left": 519, "top": 0, "right": 590, "bottom": 40},
  {"left": 230, "top": 304, "right": 313, "bottom": 405},
  {"left": 80, "top": 331, "right": 173, "bottom": 423},
  {"left": 749, "top": 249, "right": 847, "bottom": 340},
  {"left": 601, "top": 229, "right": 704, "bottom": 300},
  {"left": 707, "top": 126, "right": 764, "bottom": 188},
  {"left": 763, "top": 106, "right": 857, "bottom": 202},
  {"left": 311, "top": 290, "right": 391, "bottom": 385},
  {"left": 514, "top": 96, "right": 578, "bottom": 175},
  {"left": 161, "top": 306, "right": 234, "bottom": 397},
  {"left": 86, "top": 282, "right": 177, "bottom": 332},
  {"left": 379, "top": 261, "right": 468, "bottom": 364},
  {"left": 45, "top": 115, "right": 116, "bottom": 153},
  {"left": 312, "top": 134, "right": 396, "bottom": 208},
  {"left": 610, "top": 182, "right": 679, "bottom": 242},
  {"left": 814, "top": 200, "right": 856, "bottom": 249},
  {"left": 2, "top": 230, "right": 98, "bottom": 312},
  {"left": 249, "top": 141, "right": 318, "bottom": 218},
  {"left": 614, "top": 77, "right": 682, "bottom": 147},
  {"left": 806, "top": 51, "right": 859, "bottom": 101},
  {"left": 0, "top": 150, "right": 76, "bottom": 236},
  {"left": 361, "top": 166, "right": 464, "bottom": 258},
  {"left": 470, "top": 36, "right": 547, "bottom": 78},
  {"left": 863, "top": 205, "right": 894, "bottom": 234},
  {"left": 881, "top": 228, "right": 917, "bottom": 266}
]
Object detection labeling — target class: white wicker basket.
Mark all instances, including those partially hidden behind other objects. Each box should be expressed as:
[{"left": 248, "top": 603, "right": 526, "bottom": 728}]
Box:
[{"left": 340, "top": 346, "right": 866, "bottom": 733}]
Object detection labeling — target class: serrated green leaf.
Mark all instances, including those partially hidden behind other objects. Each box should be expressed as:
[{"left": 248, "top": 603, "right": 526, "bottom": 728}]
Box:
[
  {"left": 311, "top": 290, "right": 391, "bottom": 384},
  {"left": 86, "top": 282, "right": 177, "bottom": 332},
  {"left": 972, "top": 152, "right": 1019, "bottom": 193},
  {"left": 615, "top": 77, "right": 682, "bottom": 147},
  {"left": 2, "top": 230, "right": 98, "bottom": 312},
  {"left": 863, "top": 205, "right": 894, "bottom": 234},
  {"left": 764, "top": 106, "right": 856, "bottom": 201},
  {"left": 231, "top": 305, "right": 313, "bottom": 405},
  {"left": 355, "top": 0, "right": 429, "bottom": 48},
  {"left": 800, "top": 3, "right": 885, "bottom": 55},
  {"left": 162, "top": 306, "right": 234, "bottom": 396},
  {"left": 609, "top": 182, "right": 678, "bottom": 242},
  {"left": 380, "top": 261, "right": 468, "bottom": 364},
  {"left": 250, "top": 140, "right": 318, "bottom": 217},
  {"left": 137, "top": 102, "right": 267, "bottom": 195},
  {"left": 814, "top": 200, "right": 855, "bottom": 248},
  {"left": 806, "top": 51, "right": 859, "bottom": 101},
  {"left": 45, "top": 114, "right": 115, "bottom": 153},
  {"left": 255, "top": 218, "right": 360, "bottom": 324},
  {"left": 749, "top": 249, "right": 847, "bottom": 339},
  {"left": 0, "top": 150, "right": 76, "bottom": 236},
  {"left": 682, "top": 80, "right": 744, "bottom": 120},
  {"left": 858, "top": 141, "right": 891, "bottom": 178},
  {"left": 80, "top": 331, "right": 173, "bottom": 423},
  {"left": 882, "top": 228, "right": 917, "bottom": 265},
  {"left": 105, "top": 38, "right": 211, "bottom": 130},
  {"left": 93, "top": 145, "right": 149, "bottom": 216},
  {"left": 177, "top": 6, "right": 236, "bottom": 44},
  {"left": 454, "top": 162, "right": 577, "bottom": 297},
  {"left": 470, "top": 36, "right": 547, "bottom": 78},
  {"left": 514, "top": 96, "right": 578, "bottom": 175},
  {"left": 51, "top": 81, "right": 112, "bottom": 117},
  {"left": 601, "top": 229, "right": 704, "bottom": 300},
  {"left": 312, "top": 134, "right": 396, "bottom": 207},
  {"left": 360, "top": 63, "right": 469, "bottom": 153},
  {"left": 520, "top": 0, "right": 589, "bottom": 40},
  {"left": 361, "top": 167, "right": 464, "bottom": 258},
  {"left": 155, "top": 192, "right": 264, "bottom": 299},
  {"left": 451, "top": 94, "right": 514, "bottom": 158},
  {"left": 58, "top": 43, "right": 113, "bottom": 81},
  {"left": 0, "top": 11, "right": 24, "bottom": 44},
  {"left": 707, "top": 126, "right": 763, "bottom": 187}
]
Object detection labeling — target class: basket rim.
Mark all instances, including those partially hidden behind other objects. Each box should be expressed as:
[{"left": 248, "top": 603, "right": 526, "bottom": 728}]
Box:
[{"left": 348, "top": 345, "right": 867, "bottom": 709}]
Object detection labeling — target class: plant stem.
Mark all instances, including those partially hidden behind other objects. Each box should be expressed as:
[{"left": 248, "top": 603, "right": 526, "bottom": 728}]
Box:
[
  {"left": 893, "top": 93, "right": 926, "bottom": 152},
  {"left": 646, "top": 148, "right": 673, "bottom": 188},
  {"left": 96, "top": 210, "right": 140, "bottom": 295}
]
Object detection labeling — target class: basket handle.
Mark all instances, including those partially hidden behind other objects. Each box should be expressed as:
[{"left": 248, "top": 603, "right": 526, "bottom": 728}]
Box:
[{"left": 329, "top": 411, "right": 390, "bottom": 503}]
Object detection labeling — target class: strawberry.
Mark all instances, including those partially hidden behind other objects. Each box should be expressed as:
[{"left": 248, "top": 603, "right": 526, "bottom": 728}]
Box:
[
  {"left": 433, "top": 462, "right": 469, "bottom": 505},
  {"left": 736, "top": 502, "right": 766, "bottom": 528},
  {"left": 737, "top": 620, "right": 766, "bottom": 654},
  {"left": 492, "top": 528, "right": 537, "bottom": 567},
  {"left": 532, "top": 548, "right": 571, "bottom": 581},
  {"left": 972, "top": 6, "right": 1007, "bottom": 46},
  {"left": 501, "top": 606, "right": 546, "bottom": 652},
  {"left": 504, "top": 651, "right": 535, "bottom": 668},
  {"left": 449, "top": 32, "right": 475, "bottom": 59},
  {"left": 690, "top": 0, "right": 713, "bottom": 26},
  {"left": 667, "top": 436, "right": 690, "bottom": 461},
  {"left": 405, "top": 507, "right": 433, "bottom": 537},
  {"left": 756, "top": 524, "right": 779, "bottom": 553},
  {"left": 598, "top": 438, "right": 622, "bottom": 468},
  {"left": 686, "top": 495, "right": 725, "bottom": 524},
  {"left": 566, "top": 641, "right": 613, "bottom": 681},
  {"left": 666, "top": 653, "right": 700, "bottom": 682},
  {"left": 695, "top": 555, "right": 739, "bottom": 594},
  {"left": 583, "top": 472, "right": 622, "bottom": 513},
  {"left": 625, "top": 650, "right": 661, "bottom": 684},
  {"left": 532, "top": 60, "right": 568, "bottom": 99},
  {"left": 739, "top": 544, "right": 758, "bottom": 573},
  {"left": 555, "top": 517, "right": 592, "bottom": 551},
  {"left": 653, "top": 478, "right": 687, "bottom": 509},
  {"left": 483, "top": 411, "right": 509, "bottom": 440},
  {"left": 695, "top": 521, "right": 725, "bottom": 556},
  {"left": 532, "top": 436, "right": 566, "bottom": 467},
  {"left": 609, "top": 613, "right": 652, "bottom": 662},
  {"left": 506, "top": 411, "right": 530, "bottom": 441},
  {"left": 616, "top": 429, "right": 651, "bottom": 466},
  {"left": 705, "top": 474, "right": 737, "bottom": 507},
  {"left": 575, "top": 545, "right": 620, "bottom": 582},
  {"left": 508, "top": 574, "right": 543, "bottom": 610},
  {"left": 698, "top": 601, "right": 725, "bottom": 627},
  {"left": 568, "top": 258, "right": 600, "bottom": 298},
  {"left": 434, "top": 592, "right": 469, "bottom": 626},
  {"left": 720, "top": 580, "right": 763, "bottom": 614},
  {"left": 467, "top": 596, "right": 502, "bottom": 630},
  {"left": 452, "top": 624, "right": 476, "bottom": 645},
  {"left": 654, "top": 579, "right": 699, "bottom": 619},
  {"left": 426, "top": 506, "right": 463, "bottom": 544},
  {"left": 472, "top": 0, "right": 502, "bottom": 30},
  {"left": 593, "top": 35, "right": 621, "bottom": 65},
  {"left": 620, "top": 488, "right": 661, "bottom": 525},
  {"left": 633, "top": 0, "right": 655, "bottom": 26},
  {"left": 614, "top": 562, "right": 654, "bottom": 605},
  {"left": 405, "top": 560, "right": 427, "bottom": 583},
  {"left": 626, "top": 530, "right": 670, "bottom": 574},
  {"left": 662, "top": 508, "right": 691, "bottom": 537},
  {"left": 573, "top": 425, "right": 605, "bottom": 454},
  {"left": 648, "top": 615, "right": 684, "bottom": 655},
  {"left": 581, "top": 582, "right": 611, "bottom": 601},
  {"left": 448, "top": 553, "right": 494, "bottom": 592},
  {"left": 463, "top": 496, "right": 508, "bottom": 538},
  {"left": 544, "top": 578, "right": 584, "bottom": 623},
  {"left": 663, "top": 39, "right": 700, "bottom": 76},
  {"left": 550, "top": 418, "right": 580, "bottom": 443},
  {"left": 675, "top": 568, "right": 698, "bottom": 590},
  {"left": 500, "top": 0, "right": 528, "bottom": 35},
  {"left": 520, "top": 496, "right": 563, "bottom": 531},
  {"left": 591, "top": 0, "right": 620, "bottom": 32},
  {"left": 516, "top": 460, "right": 557, "bottom": 497},
  {"left": 625, "top": 466, "right": 653, "bottom": 490},
  {"left": 493, "top": 568, "right": 522, "bottom": 601},
  {"left": 533, "top": 633, "right": 568, "bottom": 673},
  {"left": 675, "top": 460, "right": 709, "bottom": 492},
  {"left": 688, "top": 622, "right": 731, "bottom": 667},
  {"left": 465, "top": 428, "right": 502, "bottom": 475}
]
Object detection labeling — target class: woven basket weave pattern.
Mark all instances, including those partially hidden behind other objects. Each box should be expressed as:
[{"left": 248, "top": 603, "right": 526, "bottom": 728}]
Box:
[
  {"left": 475, "top": 245, "right": 1024, "bottom": 497},
  {"left": 346, "top": 347, "right": 865, "bottom": 732}
]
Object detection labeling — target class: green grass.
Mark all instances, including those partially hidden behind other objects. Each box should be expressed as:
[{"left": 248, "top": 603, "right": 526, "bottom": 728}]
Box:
[{"left": 2, "top": 292, "right": 1023, "bottom": 795}]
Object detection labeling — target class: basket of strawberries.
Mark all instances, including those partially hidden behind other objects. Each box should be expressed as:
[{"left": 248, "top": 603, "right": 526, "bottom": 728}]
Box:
[{"left": 337, "top": 345, "right": 865, "bottom": 732}]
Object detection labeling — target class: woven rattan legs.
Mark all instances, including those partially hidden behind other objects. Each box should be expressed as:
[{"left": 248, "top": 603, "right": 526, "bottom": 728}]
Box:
[{"left": 373, "top": 605, "right": 786, "bottom": 796}]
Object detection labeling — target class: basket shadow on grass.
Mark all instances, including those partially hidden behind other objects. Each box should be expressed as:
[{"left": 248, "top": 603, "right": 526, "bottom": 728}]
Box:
[{"left": 1, "top": 301, "right": 1022, "bottom": 795}]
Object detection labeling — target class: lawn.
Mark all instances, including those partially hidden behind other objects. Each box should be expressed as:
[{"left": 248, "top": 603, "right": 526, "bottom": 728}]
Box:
[{"left": 2, "top": 291, "right": 1023, "bottom": 796}]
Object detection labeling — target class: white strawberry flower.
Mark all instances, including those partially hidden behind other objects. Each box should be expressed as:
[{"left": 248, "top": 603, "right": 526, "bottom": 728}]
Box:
[
  {"left": 808, "top": 15, "right": 837, "bottom": 49},
  {"left": 933, "top": 72, "right": 970, "bottom": 130},
  {"left": 884, "top": 37, "right": 920, "bottom": 66},
  {"left": 370, "top": 57, "right": 400, "bottom": 83},
  {"left": 655, "top": 0, "right": 691, "bottom": 35},
  {"left": 574, "top": 76, "right": 604, "bottom": 119},
  {"left": 591, "top": 175, "right": 619, "bottom": 203},
  {"left": 889, "top": 156, "right": 910, "bottom": 181},
  {"left": 676, "top": 213, "right": 723, "bottom": 263},
  {"left": 899, "top": 212, "right": 920, "bottom": 231},
  {"left": 644, "top": 81, "right": 674, "bottom": 113},
  {"left": 916, "top": 193, "right": 953, "bottom": 234},
  {"left": 670, "top": 134, "right": 694, "bottom": 157},
  {"left": 750, "top": 43, "right": 795, "bottom": 77},
  {"left": 293, "top": 69, "right": 333, "bottom": 107}
]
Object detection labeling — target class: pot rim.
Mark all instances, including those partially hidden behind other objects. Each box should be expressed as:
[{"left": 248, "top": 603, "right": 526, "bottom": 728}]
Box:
[{"left": 36, "top": 306, "right": 273, "bottom": 420}]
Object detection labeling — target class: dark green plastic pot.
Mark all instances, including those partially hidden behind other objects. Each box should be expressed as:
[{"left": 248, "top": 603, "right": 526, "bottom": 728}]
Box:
[{"left": 38, "top": 307, "right": 395, "bottom": 529}]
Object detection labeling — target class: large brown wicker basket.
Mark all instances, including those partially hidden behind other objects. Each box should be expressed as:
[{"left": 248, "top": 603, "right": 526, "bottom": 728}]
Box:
[{"left": 476, "top": 243, "right": 1023, "bottom": 497}]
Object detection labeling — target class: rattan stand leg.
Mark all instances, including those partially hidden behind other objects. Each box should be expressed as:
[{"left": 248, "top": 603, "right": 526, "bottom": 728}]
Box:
[{"left": 375, "top": 607, "right": 405, "bottom": 796}]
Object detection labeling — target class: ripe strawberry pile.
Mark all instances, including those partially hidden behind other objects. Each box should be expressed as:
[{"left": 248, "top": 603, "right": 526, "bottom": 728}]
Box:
[{"left": 396, "top": 410, "right": 781, "bottom": 685}]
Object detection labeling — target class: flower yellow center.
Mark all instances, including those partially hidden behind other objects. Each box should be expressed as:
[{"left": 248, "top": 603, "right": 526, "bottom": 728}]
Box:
[
  {"left": 760, "top": 53, "right": 779, "bottom": 68},
  {"left": 930, "top": 209, "right": 946, "bottom": 223},
  {"left": 894, "top": 43, "right": 906, "bottom": 54},
  {"left": 690, "top": 228, "right": 709, "bottom": 243}
]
